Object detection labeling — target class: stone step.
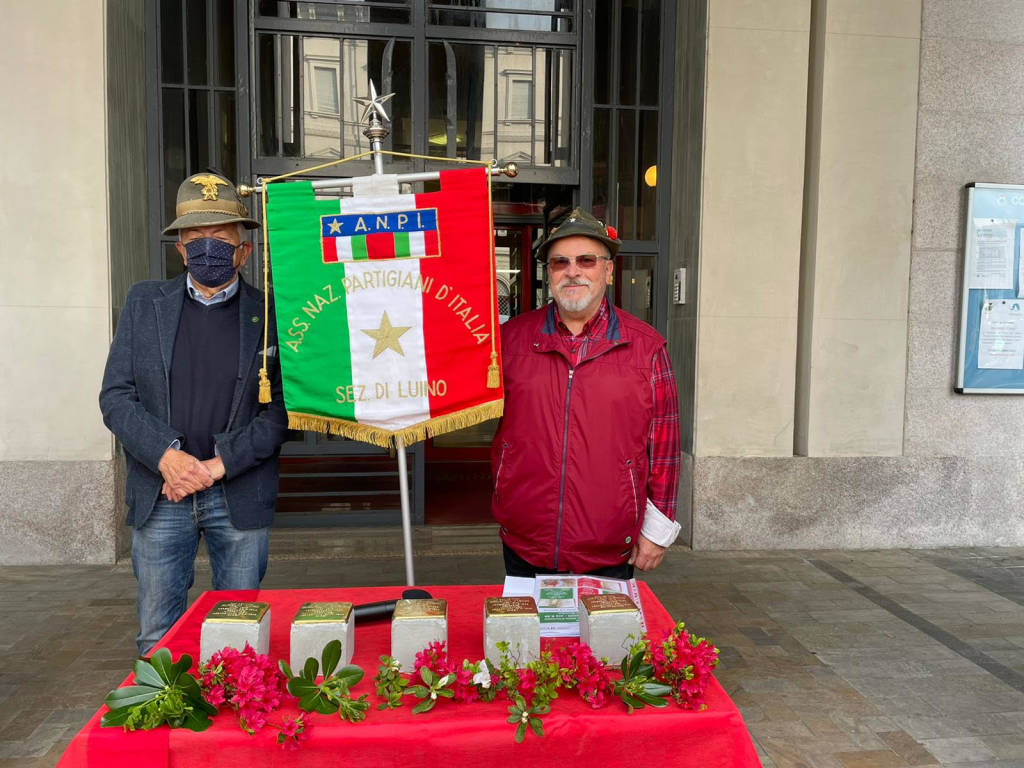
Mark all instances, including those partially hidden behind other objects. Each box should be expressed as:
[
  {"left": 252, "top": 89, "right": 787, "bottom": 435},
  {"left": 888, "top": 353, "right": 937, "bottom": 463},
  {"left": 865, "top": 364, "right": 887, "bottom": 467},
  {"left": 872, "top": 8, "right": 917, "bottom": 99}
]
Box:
[{"left": 264, "top": 524, "right": 502, "bottom": 561}]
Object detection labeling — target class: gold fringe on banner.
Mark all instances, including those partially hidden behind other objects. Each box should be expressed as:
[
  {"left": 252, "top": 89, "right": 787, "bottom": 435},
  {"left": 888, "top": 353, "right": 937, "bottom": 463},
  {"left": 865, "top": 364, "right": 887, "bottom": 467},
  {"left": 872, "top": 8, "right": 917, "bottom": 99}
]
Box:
[{"left": 287, "top": 400, "right": 505, "bottom": 450}]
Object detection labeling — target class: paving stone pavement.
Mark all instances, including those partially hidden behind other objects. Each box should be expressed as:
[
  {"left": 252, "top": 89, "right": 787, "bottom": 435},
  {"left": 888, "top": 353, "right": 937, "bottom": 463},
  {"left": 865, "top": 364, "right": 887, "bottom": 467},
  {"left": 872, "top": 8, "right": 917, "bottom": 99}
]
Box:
[{"left": 2, "top": 530, "right": 1024, "bottom": 768}]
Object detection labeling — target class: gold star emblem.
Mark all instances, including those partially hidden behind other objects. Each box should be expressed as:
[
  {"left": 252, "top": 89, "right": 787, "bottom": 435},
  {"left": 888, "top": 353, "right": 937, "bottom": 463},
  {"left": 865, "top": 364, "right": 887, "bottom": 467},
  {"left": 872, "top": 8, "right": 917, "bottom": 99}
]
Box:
[
  {"left": 328, "top": 218, "right": 343, "bottom": 234},
  {"left": 361, "top": 312, "right": 412, "bottom": 359},
  {"left": 190, "top": 174, "right": 228, "bottom": 201}
]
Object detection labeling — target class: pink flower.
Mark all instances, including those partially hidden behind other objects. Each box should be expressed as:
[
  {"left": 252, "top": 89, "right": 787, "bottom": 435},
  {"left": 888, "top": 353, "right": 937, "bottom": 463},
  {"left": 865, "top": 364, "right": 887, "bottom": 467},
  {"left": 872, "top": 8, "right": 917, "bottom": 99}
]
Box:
[
  {"left": 553, "top": 641, "right": 612, "bottom": 708},
  {"left": 452, "top": 667, "right": 478, "bottom": 704},
  {"left": 239, "top": 707, "right": 266, "bottom": 734},
  {"left": 205, "top": 684, "right": 226, "bottom": 707},
  {"left": 277, "top": 715, "right": 308, "bottom": 751},
  {"left": 198, "top": 644, "right": 289, "bottom": 735},
  {"left": 414, "top": 640, "right": 454, "bottom": 684},
  {"left": 517, "top": 668, "right": 537, "bottom": 705}
]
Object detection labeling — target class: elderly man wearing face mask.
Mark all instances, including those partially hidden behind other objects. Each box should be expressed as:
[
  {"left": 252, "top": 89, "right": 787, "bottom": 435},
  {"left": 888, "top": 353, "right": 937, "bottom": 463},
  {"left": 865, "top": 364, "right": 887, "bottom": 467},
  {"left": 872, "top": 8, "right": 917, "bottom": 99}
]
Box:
[{"left": 100, "top": 172, "right": 288, "bottom": 655}]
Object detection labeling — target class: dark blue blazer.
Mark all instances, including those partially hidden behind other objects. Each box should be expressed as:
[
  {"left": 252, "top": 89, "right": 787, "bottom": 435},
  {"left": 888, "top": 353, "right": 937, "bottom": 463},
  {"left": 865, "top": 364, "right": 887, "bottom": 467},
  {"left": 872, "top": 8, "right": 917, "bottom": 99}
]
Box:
[{"left": 99, "top": 273, "right": 288, "bottom": 530}]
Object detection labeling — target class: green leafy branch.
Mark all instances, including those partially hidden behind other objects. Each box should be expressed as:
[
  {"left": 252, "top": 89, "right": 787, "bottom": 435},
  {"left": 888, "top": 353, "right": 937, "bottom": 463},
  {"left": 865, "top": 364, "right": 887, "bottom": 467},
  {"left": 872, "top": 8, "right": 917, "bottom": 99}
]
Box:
[
  {"left": 373, "top": 655, "right": 408, "bottom": 710},
  {"left": 492, "top": 641, "right": 556, "bottom": 741},
  {"left": 101, "top": 648, "right": 217, "bottom": 732},
  {"left": 406, "top": 666, "right": 455, "bottom": 714},
  {"left": 280, "top": 640, "right": 369, "bottom": 722},
  {"left": 507, "top": 701, "right": 549, "bottom": 743},
  {"left": 491, "top": 641, "right": 523, "bottom": 700},
  {"left": 612, "top": 647, "right": 671, "bottom": 713}
]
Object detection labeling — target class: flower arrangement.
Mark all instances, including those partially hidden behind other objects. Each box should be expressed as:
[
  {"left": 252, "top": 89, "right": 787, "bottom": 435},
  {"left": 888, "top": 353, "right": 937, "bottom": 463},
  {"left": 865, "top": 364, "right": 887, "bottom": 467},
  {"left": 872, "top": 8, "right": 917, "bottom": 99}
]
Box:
[
  {"left": 644, "top": 621, "right": 720, "bottom": 709},
  {"left": 101, "top": 618, "right": 719, "bottom": 748},
  {"left": 374, "top": 629, "right": 718, "bottom": 742}
]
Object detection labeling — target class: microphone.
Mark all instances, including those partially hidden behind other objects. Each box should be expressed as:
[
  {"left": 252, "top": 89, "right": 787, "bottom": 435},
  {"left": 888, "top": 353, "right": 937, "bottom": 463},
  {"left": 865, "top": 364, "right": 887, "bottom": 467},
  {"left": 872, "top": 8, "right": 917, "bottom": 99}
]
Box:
[{"left": 353, "top": 588, "right": 432, "bottom": 622}]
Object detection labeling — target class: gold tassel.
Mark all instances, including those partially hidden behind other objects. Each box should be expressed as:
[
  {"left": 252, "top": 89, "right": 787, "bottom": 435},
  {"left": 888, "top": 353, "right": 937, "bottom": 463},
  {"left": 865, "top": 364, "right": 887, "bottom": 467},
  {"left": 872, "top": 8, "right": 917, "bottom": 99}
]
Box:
[
  {"left": 258, "top": 368, "right": 272, "bottom": 403},
  {"left": 486, "top": 351, "right": 500, "bottom": 389}
]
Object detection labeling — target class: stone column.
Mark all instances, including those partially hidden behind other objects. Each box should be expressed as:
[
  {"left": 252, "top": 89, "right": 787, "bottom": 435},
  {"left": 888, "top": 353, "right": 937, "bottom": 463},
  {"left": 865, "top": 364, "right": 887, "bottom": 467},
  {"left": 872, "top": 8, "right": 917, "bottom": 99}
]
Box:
[
  {"left": 796, "top": 0, "right": 921, "bottom": 457},
  {"left": 0, "top": 0, "right": 119, "bottom": 563},
  {"left": 694, "top": 0, "right": 812, "bottom": 456}
]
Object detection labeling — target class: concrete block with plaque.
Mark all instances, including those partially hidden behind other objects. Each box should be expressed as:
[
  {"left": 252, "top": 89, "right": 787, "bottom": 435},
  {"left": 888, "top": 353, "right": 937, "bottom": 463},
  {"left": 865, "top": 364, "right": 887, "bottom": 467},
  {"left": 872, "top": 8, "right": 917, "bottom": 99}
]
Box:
[
  {"left": 391, "top": 598, "right": 448, "bottom": 670},
  {"left": 199, "top": 601, "right": 271, "bottom": 663},
  {"left": 578, "top": 593, "right": 641, "bottom": 663},
  {"left": 290, "top": 602, "right": 354, "bottom": 672},
  {"left": 483, "top": 596, "right": 540, "bottom": 663}
]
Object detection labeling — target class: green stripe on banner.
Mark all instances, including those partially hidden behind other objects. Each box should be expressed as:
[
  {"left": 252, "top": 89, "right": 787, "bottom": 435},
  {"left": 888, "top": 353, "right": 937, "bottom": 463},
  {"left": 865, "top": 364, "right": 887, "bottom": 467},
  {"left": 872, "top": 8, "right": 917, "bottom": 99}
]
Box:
[
  {"left": 351, "top": 235, "right": 368, "bottom": 261},
  {"left": 394, "top": 231, "right": 410, "bottom": 258},
  {"left": 265, "top": 181, "right": 356, "bottom": 421}
]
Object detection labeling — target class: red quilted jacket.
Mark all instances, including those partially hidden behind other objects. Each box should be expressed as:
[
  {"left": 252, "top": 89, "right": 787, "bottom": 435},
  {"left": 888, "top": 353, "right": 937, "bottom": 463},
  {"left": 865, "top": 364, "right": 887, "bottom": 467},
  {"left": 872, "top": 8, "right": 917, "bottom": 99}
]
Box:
[{"left": 491, "top": 303, "right": 667, "bottom": 573}]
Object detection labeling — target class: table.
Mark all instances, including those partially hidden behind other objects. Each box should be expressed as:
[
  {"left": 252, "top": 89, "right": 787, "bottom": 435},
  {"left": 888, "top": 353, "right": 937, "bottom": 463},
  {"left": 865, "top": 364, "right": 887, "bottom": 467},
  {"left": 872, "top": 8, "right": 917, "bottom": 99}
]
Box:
[{"left": 59, "top": 584, "right": 760, "bottom": 767}]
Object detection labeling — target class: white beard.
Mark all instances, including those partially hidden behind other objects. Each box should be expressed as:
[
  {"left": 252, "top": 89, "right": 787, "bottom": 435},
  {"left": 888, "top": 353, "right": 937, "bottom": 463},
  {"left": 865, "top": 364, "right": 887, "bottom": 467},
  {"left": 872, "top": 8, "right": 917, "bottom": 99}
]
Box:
[{"left": 553, "top": 279, "right": 596, "bottom": 313}]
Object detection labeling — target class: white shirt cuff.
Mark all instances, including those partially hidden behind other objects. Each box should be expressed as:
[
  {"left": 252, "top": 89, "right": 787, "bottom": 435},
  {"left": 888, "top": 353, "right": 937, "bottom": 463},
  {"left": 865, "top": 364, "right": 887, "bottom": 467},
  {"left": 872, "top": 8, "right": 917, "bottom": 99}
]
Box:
[{"left": 640, "top": 499, "right": 681, "bottom": 548}]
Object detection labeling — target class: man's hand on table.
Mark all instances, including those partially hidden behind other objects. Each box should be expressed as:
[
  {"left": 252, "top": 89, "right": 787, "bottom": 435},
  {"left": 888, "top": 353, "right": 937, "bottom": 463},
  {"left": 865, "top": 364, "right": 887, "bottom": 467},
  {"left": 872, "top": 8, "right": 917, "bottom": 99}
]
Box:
[
  {"left": 629, "top": 534, "right": 666, "bottom": 571},
  {"left": 158, "top": 448, "right": 214, "bottom": 502}
]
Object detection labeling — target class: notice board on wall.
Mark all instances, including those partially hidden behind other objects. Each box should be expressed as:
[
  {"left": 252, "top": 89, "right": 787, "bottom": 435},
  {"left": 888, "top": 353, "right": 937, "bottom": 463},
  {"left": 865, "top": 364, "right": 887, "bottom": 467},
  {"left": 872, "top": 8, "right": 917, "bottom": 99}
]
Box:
[{"left": 957, "top": 183, "right": 1024, "bottom": 393}]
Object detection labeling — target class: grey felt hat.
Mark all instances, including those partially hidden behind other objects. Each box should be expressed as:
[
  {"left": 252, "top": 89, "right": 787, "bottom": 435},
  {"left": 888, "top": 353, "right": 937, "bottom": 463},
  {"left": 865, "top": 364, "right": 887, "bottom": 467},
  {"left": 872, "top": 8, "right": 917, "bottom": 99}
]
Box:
[
  {"left": 536, "top": 207, "right": 622, "bottom": 262},
  {"left": 162, "top": 173, "right": 259, "bottom": 235}
]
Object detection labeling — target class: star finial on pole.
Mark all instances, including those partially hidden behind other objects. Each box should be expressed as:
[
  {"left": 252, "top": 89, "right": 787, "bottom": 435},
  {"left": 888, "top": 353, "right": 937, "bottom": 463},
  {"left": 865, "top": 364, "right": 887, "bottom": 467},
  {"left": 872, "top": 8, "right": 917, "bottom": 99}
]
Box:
[{"left": 353, "top": 80, "right": 395, "bottom": 124}]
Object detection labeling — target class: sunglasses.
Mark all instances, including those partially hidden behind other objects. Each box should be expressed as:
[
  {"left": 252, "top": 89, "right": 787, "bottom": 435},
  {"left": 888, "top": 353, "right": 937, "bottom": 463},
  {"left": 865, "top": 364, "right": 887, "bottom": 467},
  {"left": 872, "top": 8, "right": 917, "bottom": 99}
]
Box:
[{"left": 546, "top": 254, "right": 609, "bottom": 271}]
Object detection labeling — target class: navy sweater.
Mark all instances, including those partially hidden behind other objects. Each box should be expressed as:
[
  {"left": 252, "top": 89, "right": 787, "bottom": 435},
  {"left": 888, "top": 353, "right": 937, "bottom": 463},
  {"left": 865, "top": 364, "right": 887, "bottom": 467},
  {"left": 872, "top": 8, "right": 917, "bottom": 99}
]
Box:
[{"left": 169, "top": 292, "right": 240, "bottom": 460}]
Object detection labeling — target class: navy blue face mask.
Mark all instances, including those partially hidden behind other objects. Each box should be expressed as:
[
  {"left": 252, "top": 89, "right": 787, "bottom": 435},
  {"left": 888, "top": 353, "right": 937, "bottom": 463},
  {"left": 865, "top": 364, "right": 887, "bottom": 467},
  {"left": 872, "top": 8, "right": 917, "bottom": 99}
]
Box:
[{"left": 184, "top": 237, "right": 240, "bottom": 288}]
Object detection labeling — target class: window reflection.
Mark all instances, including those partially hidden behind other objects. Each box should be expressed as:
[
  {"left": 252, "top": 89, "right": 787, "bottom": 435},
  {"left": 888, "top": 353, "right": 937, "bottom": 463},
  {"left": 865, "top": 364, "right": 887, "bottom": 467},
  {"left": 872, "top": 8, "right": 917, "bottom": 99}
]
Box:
[
  {"left": 258, "top": 0, "right": 411, "bottom": 24},
  {"left": 619, "top": 253, "right": 654, "bottom": 325},
  {"left": 257, "top": 34, "right": 412, "bottom": 160},
  {"left": 430, "top": 0, "right": 574, "bottom": 32},
  {"left": 302, "top": 37, "right": 341, "bottom": 158},
  {"left": 428, "top": 42, "right": 571, "bottom": 168},
  {"left": 594, "top": 0, "right": 660, "bottom": 243}
]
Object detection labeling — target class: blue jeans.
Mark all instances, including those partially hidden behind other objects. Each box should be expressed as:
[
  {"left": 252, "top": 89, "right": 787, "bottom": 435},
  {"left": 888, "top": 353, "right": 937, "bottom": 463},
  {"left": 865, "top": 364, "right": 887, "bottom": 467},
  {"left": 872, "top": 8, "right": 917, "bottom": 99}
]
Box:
[{"left": 132, "top": 485, "right": 269, "bottom": 655}]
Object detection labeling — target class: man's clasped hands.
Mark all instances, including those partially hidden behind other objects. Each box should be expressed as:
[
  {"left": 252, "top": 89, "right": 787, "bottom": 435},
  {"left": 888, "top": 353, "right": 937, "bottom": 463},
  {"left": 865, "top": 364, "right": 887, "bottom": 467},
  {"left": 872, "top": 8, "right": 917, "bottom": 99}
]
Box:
[{"left": 157, "top": 448, "right": 227, "bottom": 502}]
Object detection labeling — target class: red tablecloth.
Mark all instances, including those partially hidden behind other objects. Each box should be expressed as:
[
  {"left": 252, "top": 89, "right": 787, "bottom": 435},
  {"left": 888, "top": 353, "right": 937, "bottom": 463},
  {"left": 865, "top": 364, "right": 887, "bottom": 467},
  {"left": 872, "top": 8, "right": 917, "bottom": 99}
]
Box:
[{"left": 59, "top": 584, "right": 760, "bottom": 767}]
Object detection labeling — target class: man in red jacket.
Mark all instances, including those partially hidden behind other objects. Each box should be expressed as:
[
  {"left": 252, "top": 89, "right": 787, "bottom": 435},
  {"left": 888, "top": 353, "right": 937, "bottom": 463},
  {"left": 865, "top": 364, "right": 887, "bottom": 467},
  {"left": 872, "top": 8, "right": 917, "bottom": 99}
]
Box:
[{"left": 491, "top": 208, "right": 681, "bottom": 579}]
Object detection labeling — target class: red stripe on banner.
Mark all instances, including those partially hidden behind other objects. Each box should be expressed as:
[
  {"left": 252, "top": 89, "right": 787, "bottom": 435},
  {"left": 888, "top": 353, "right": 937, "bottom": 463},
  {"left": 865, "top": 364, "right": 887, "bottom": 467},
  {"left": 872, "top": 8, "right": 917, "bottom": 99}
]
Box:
[
  {"left": 322, "top": 236, "right": 338, "bottom": 263},
  {"left": 424, "top": 229, "right": 440, "bottom": 257},
  {"left": 366, "top": 232, "right": 395, "bottom": 260},
  {"left": 416, "top": 167, "right": 503, "bottom": 419}
]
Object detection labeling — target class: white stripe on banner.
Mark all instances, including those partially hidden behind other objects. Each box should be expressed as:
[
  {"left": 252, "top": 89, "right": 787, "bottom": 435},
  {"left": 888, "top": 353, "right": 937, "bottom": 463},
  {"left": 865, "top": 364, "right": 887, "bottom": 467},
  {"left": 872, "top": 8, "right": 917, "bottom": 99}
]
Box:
[
  {"left": 335, "top": 235, "right": 354, "bottom": 261},
  {"left": 409, "top": 230, "right": 426, "bottom": 258},
  {"left": 338, "top": 190, "right": 430, "bottom": 429}
]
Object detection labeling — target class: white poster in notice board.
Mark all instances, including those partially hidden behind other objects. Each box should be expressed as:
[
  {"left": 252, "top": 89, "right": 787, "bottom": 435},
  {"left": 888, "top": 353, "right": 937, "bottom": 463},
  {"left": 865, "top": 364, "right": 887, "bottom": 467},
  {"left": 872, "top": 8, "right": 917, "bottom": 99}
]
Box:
[{"left": 957, "top": 183, "right": 1024, "bottom": 392}]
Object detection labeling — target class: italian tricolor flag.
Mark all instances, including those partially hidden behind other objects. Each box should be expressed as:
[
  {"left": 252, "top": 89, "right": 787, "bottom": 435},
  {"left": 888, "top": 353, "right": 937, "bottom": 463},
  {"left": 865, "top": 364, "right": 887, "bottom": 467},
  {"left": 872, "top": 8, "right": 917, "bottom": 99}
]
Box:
[
  {"left": 264, "top": 167, "right": 503, "bottom": 447},
  {"left": 321, "top": 209, "right": 441, "bottom": 262}
]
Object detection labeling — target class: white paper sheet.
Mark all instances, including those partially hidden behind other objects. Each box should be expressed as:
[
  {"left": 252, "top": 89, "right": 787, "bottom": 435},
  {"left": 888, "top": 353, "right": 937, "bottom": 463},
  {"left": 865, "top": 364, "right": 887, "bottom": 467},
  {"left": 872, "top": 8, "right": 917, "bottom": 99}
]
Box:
[
  {"left": 502, "top": 574, "right": 645, "bottom": 638},
  {"left": 978, "top": 300, "right": 1024, "bottom": 369},
  {"left": 970, "top": 220, "right": 1014, "bottom": 289}
]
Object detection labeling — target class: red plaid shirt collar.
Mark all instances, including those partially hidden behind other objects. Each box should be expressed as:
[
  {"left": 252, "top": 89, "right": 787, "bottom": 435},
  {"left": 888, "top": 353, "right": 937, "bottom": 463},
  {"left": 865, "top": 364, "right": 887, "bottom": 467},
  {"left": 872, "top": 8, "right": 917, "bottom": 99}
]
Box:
[{"left": 554, "top": 298, "right": 610, "bottom": 365}]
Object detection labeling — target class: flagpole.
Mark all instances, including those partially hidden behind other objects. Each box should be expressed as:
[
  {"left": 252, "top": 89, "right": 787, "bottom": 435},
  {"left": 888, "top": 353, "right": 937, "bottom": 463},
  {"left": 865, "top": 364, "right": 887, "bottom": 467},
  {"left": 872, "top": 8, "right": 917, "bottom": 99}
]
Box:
[
  {"left": 239, "top": 164, "right": 517, "bottom": 196},
  {"left": 395, "top": 435, "right": 416, "bottom": 586},
  {"left": 361, "top": 81, "right": 415, "bottom": 585}
]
